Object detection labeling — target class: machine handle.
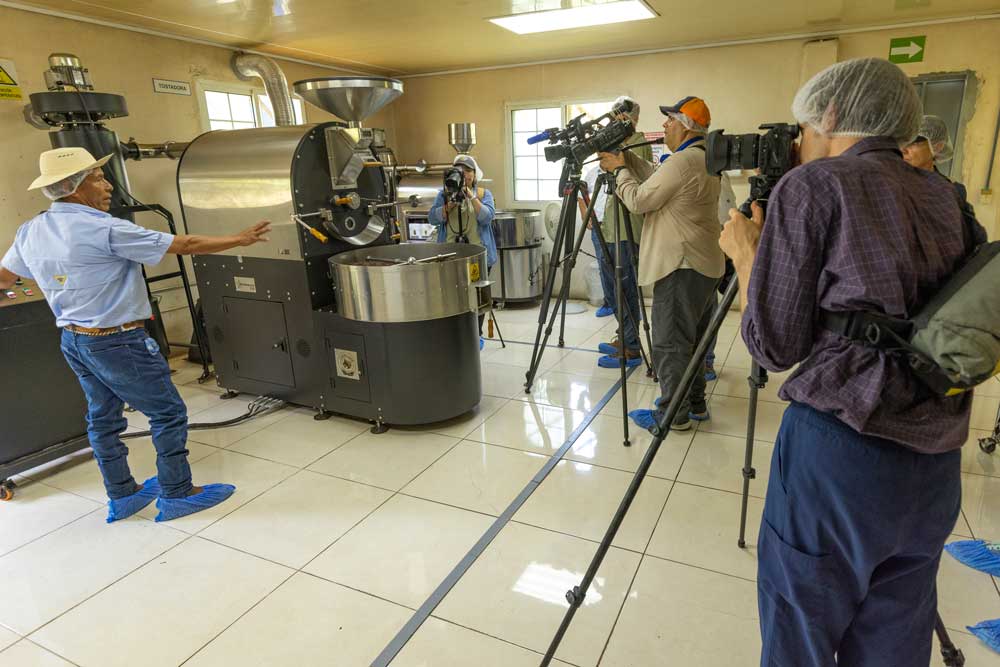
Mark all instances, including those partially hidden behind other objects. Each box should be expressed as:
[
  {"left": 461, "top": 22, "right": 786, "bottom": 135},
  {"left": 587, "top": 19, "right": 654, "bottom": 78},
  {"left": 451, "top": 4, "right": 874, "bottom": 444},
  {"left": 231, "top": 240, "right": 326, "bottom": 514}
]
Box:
[{"left": 272, "top": 339, "right": 287, "bottom": 352}]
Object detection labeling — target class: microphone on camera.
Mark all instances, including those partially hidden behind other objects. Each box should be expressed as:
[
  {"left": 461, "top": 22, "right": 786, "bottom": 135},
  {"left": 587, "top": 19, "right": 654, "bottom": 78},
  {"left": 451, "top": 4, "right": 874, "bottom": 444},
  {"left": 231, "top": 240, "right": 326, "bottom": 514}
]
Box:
[{"left": 527, "top": 129, "right": 555, "bottom": 145}]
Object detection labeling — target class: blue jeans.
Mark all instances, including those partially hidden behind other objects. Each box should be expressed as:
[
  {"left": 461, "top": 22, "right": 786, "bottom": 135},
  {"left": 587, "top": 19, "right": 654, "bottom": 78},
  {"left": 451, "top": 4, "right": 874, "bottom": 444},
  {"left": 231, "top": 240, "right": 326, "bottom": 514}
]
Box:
[
  {"left": 590, "top": 226, "right": 610, "bottom": 309},
  {"left": 596, "top": 235, "right": 640, "bottom": 351},
  {"left": 758, "top": 402, "right": 960, "bottom": 666},
  {"left": 60, "top": 329, "right": 192, "bottom": 500}
]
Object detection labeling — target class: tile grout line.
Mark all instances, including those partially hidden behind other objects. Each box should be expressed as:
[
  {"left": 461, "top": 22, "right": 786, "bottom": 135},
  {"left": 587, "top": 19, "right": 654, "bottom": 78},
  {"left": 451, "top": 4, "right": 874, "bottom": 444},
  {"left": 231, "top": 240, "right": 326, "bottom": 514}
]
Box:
[{"left": 369, "top": 364, "right": 639, "bottom": 667}]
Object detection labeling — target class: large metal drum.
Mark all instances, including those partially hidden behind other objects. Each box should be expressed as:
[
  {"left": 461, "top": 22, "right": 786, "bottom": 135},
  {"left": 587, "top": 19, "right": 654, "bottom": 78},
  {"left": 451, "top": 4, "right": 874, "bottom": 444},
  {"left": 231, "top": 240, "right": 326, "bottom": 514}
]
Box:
[
  {"left": 492, "top": 209, "right": 543, "bottom": 303},
  {"left": 330, "top": 242, "right": 486, "bottom": 323}
]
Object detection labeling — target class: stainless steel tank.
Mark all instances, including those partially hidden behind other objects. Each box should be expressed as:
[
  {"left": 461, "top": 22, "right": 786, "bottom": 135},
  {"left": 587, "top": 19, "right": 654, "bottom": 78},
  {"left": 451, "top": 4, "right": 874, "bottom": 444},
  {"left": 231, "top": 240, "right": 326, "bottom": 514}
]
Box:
[
  {"left": 492, "top": 209, "right": 544, "bottom": 303},
  {"left": 330, "top": 243, "right": 486, "bottom": 323}
]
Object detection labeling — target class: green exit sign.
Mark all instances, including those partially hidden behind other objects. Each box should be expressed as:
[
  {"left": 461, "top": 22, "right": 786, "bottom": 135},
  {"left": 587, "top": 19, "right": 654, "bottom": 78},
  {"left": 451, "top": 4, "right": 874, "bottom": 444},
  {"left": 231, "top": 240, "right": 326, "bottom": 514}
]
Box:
[{"left": 889, "top": 36, "right": 926, "bottom": 63}]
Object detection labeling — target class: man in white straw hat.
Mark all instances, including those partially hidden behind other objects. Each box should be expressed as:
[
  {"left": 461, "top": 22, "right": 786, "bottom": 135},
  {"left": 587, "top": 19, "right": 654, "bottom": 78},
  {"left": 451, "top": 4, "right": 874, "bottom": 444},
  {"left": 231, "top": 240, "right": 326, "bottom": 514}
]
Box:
[{"left": 0, "top": 147, "right": 271, "bottom": 523}]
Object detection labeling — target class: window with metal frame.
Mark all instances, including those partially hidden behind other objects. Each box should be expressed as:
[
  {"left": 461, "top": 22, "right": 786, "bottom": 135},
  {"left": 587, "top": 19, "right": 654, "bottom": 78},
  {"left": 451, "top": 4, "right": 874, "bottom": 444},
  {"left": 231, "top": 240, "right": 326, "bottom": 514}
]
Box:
[
  {"left": 198, "top": 81, "right": 306, "bottom": 131},
  {"left": 511, "top": 100, "right": 616, "bottom": 202}
]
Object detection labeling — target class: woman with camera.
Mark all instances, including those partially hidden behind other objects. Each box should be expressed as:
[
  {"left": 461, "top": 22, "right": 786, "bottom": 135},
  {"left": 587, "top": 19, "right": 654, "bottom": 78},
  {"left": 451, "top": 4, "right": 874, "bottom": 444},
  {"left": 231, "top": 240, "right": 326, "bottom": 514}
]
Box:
[
  {"left": 428, "top": 154, "right": 497, "bottom": 341},
  {"left": 428, "top": 154, "right": 498, "bottom": 269}
]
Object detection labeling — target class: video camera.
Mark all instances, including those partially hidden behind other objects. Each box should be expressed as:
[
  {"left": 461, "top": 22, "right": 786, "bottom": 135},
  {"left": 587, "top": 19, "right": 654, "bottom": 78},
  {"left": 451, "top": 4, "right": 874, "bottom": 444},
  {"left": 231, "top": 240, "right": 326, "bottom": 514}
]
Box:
[
  {"left": 705, "top": 123, "right": 799, "bottom": 214},
  {"left": 442, "top": 166, "right": 466, "bottom": 203},
  {"left": 529, "top": 112, "right": 635, "bottom": 165}
]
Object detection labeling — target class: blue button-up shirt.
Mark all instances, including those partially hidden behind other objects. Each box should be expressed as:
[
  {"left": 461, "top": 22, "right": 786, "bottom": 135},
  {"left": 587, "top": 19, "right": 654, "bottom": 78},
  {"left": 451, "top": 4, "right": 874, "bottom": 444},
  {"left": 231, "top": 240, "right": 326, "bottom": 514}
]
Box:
[
  {"left": 1, "top": 202, "right": 174, "bottom": 328},
  {"left": 427, "top": 188, "right": 498, "bottom": 267}
]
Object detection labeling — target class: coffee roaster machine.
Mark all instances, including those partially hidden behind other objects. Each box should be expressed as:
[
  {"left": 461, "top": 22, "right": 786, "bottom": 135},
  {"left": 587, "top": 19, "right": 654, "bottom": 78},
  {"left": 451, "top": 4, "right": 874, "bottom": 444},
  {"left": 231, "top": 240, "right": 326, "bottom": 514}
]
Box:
[{"left": 177, "top": 77, "right": 484, "bottom": 431}]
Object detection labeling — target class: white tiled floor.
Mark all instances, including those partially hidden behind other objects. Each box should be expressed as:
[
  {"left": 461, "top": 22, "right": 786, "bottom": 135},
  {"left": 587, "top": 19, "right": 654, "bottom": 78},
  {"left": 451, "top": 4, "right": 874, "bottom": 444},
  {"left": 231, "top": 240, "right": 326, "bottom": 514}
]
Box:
[{"left": 4, "top": 301, "right": 1000, "bottom": 666}]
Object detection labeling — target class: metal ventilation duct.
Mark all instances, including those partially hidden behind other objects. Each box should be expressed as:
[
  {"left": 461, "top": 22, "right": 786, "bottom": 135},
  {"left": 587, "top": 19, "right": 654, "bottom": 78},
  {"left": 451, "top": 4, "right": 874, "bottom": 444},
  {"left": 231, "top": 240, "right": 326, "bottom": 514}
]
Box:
[{"left": 231, "top": 52, "right": 295, "bottom": 126}]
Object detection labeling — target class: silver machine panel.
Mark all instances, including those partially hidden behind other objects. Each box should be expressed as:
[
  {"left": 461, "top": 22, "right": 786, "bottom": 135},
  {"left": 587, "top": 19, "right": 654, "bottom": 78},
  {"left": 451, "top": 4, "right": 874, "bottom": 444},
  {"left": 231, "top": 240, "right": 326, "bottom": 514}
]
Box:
[
  {"left": 330, "top": 243, "right": 486, "bottom": 323},
  {"left": 177, "top": 125, "right": 313, "bottom": 261}
]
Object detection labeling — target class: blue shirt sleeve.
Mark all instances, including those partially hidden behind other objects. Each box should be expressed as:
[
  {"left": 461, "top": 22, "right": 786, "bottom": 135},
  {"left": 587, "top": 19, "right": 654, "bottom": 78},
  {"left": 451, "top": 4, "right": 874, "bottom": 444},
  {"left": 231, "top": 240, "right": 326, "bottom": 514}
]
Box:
[
  {"left": 427, "top": 190, "right": 447, "bottom": 226},
  {"left": 107, "top": 219, "right": 175, "bottom": 265},
  {"left": 1, "top": 237, "right": 33, "bottom": 279},
  {"left": 476, "top": 189, "right": 496, "bottom": 225}
]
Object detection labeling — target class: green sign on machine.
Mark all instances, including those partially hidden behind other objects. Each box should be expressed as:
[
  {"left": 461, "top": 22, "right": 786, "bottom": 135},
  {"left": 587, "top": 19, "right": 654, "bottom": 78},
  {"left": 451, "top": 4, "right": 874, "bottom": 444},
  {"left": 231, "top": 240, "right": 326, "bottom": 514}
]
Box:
[{"left": 889, "top": 36, "right": 926, "bottom": 64}]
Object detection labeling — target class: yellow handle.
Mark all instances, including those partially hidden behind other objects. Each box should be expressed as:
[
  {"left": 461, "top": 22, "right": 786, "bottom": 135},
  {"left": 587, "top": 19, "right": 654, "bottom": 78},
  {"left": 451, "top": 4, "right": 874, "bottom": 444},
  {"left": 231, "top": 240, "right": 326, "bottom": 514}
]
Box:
[{"left": 308, "top": 226, "right": 329, "bottom": 243}]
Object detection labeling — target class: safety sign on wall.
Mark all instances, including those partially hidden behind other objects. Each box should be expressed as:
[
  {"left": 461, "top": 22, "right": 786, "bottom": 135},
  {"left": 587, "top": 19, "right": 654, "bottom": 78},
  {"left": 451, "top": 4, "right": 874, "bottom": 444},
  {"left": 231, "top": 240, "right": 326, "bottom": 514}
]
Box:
[
  {"left": 888, "top": 36, "right": 926, "bottom": 64},
  {"left": 0, "top": 58, "right": 23, "bottom": 101}
]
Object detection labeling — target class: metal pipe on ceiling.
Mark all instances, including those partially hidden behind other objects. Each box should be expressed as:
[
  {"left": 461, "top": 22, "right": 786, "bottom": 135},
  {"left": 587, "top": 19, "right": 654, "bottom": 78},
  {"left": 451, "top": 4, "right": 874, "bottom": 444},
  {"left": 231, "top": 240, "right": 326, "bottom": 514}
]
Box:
[{"left": 231, "top": 52, "right": 295, "bottom": 126}]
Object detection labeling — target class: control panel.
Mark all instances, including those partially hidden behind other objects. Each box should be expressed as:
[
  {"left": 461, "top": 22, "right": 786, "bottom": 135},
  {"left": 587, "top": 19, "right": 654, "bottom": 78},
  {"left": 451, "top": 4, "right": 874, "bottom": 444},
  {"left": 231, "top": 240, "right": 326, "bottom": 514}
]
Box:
[{"left": 0, "top": 278, "right": 46, "bottom": 309}]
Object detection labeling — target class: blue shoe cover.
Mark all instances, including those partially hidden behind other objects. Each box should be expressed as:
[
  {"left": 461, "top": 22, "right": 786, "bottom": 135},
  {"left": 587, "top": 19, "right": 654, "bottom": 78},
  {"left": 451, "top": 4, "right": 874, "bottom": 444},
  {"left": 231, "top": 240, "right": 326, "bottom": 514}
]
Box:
[
  {"left": 653, "top": 396, "right": 710, "bottom": 422},
  {"left": 628, "top": 409, "right": 660, "bottom": 432},
  {"left": 705, "top": 368, "right": 718, "bottom": 382},
  {"left": 945, "top": 540, "right": 1000, "bottom": 576},
  {"left": 596, "top": 306, "right": 613, "bottom": 318},
  {"left": 107, "top": 477, "right": 161, "bottom": 523},
  {"left": 479, "top": 337, "right": 485, "bottom": 351},
  {"left": 598, "top": 341, "right": 619, "bottom": 355},
  {"left": 155, "top": 483, "right": 236, "bottom": 522},
  {"left": 968, "top": 619, "right": 1000, "bottom": 654},
  {"left": 598, "top": 354, "right": 641, "bottom": 369}
]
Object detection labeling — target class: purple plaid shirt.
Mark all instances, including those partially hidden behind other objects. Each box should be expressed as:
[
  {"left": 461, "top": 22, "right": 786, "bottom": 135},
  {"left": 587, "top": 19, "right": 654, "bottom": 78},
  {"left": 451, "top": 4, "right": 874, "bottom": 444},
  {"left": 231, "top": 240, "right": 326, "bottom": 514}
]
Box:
[{"left": 742, "top": 136, "right": 978, "bottom": 454}]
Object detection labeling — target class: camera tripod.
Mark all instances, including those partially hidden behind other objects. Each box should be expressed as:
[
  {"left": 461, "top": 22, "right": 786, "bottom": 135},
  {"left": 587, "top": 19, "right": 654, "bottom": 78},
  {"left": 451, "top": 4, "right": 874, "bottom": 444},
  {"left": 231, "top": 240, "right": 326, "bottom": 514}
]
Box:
[
  {"left": 524, "top": 159, "right": 656, "bottom": 447},
  {"left": 538, "top": 193, "right": 967, "bottom": 667}
]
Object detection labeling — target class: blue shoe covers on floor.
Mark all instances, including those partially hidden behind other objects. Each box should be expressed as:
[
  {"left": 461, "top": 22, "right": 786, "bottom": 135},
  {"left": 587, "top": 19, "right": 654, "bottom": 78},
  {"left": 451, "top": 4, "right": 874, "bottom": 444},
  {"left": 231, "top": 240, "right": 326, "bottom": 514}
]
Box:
[
  {"left": 598, "top": 354, "right": 641, "bottom": 369},
  {"left": 107, "top": 476, "right": 161, "bottom": 523},
  {"left": 653, "top": 396, "right": 710, "bottom": 422},
  {"left": 968, "top": 619, "right": 1000, "bottom": 654},
  {"left": 945, "top": 540, "right": 1000, "bottom": 576},
  {"left": 628, "top": 409, "right": 660, "bottom": 432},
  {"left": 705, "top": 368, "right": 718, "bottom": 382},
  {"left": 155, "top": 483, "right": 236, "bottom": 522},
  {"left": 480, "top": 336, "right": 485, "bottom": 351},
  {"left": 596, "top": 306, "right": 614, "bottom": 317},
  {"left": 598, "top": 341, "right": 618, "bottom": 355}
]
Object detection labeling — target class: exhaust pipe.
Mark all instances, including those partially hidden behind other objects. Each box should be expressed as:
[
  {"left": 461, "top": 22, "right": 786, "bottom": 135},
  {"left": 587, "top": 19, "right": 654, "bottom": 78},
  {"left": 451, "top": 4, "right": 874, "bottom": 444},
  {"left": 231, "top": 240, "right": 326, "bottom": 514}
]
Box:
[{"left": 231, "top": 52, "right": 295, "bottom": 126}]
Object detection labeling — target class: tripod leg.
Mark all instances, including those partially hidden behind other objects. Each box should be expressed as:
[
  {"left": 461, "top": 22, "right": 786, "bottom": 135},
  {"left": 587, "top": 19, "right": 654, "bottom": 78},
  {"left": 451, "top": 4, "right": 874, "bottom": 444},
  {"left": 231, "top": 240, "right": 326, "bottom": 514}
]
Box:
[
  {"left": 935, "top": 614, "right": 966, "bottom": 667},
  {"left": 608, "top": 190, "right": 631, "bottom": 447},
  {"left": 737, "top": 362, "right": 767, "bottom": 549},
  {"left": 540, "top": 275, "right": 740, "bottom": 666},
  {"left": 526, "top": 187, "right": 573, "bottom": 389},
  {"left": 490, "top": 311, "right": 506, "bottom": 348}
]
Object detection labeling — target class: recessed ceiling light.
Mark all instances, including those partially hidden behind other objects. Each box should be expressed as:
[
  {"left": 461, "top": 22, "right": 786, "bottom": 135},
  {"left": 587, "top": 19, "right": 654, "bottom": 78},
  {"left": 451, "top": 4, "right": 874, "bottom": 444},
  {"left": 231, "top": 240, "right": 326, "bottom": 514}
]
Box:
[{"left": 490, "top": 0, "right": 657, "bottom": 35}]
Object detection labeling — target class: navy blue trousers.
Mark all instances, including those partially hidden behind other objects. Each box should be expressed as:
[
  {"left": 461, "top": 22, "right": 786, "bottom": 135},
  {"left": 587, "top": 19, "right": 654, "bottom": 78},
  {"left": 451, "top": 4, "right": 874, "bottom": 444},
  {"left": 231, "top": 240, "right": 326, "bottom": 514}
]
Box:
[{"left": 758, "top": 402, "right": 961, "bottom": 667}]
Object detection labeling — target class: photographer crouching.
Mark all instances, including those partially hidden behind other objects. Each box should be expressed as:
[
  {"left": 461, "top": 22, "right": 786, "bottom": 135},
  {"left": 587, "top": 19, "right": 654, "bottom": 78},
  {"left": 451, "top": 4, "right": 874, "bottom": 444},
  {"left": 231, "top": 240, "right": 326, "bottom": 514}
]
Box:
[
  {"left": 720, "top": 58, "right": 982, "bottom": 665},
  {"left": 428, "top": 154, "right": 497, "bottom": 338},
  {"left": 599, "top": 96, "right": 724, "bottom": 432}
]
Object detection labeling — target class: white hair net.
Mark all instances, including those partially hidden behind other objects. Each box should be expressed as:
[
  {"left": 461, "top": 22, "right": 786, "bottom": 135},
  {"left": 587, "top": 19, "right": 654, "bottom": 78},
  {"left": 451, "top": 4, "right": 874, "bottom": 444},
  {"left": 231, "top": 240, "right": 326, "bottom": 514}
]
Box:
[
  {"left": 915, "top": 115, "right": 954, "bottom": 163},
  {"left": 41, "top": 169, "right": 90, "bottom": 201},
  {"left": 668, "top": 111, "right": 707, "bottom": 134},
  {"left": 791, "top": 57, "right": 921, "bottom": 144},
  {"left": 613, "top": 95, "right": 640, "bottom": 123},
  {"left": 453, "top": 154, "right": 483, "bottom": 182}
]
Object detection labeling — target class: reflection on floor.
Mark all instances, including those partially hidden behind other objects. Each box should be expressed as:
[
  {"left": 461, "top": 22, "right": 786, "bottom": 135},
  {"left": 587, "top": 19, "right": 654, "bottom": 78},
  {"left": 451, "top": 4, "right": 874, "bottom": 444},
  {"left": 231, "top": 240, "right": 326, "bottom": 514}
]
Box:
[{"left": 3, "top": 300, "right": 999, "bottom": 666}]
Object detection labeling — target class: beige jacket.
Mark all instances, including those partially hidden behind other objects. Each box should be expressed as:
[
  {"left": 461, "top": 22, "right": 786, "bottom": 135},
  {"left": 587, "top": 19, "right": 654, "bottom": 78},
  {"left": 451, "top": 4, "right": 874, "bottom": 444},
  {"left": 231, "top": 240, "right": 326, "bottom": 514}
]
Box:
[{"left": 616, "top": 145, "right": 724, "bottom": 286}]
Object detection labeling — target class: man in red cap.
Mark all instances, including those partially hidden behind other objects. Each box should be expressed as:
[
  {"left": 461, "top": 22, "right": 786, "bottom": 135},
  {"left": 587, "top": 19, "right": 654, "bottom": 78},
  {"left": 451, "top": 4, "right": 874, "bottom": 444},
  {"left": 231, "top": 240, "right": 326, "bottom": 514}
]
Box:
[{"left": 600, "top": 96, "right": 724, "bottom": 432}]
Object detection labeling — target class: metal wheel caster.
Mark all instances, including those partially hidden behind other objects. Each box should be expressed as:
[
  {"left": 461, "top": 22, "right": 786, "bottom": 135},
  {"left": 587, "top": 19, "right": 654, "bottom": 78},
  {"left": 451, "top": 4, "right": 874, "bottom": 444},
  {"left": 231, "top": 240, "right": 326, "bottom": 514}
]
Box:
[
  {"left": 0, "top": 480, "right": 16, "bottom": 501},
  {"left": 980, "top": 437, "right": 997, "bottom": 454},
  {"left": 314, "top": 410, "right": 332, "bottom": 421},
  {"left": 370, "top": 420, "right": 389, "bottom": 434},
  {"left": 220, "top": 390, "right": 240, "bottom": 401}
]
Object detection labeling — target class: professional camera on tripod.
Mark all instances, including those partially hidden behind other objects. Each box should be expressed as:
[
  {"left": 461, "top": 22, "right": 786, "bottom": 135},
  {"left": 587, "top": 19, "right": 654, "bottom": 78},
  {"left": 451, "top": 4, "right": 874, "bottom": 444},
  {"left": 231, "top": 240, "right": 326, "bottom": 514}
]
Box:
[
  {"left": 538, "top": 119, "right": 968, "bottom": 667},
  {"left": 524, "top": 103, "right": 658, "bottom": 450}
]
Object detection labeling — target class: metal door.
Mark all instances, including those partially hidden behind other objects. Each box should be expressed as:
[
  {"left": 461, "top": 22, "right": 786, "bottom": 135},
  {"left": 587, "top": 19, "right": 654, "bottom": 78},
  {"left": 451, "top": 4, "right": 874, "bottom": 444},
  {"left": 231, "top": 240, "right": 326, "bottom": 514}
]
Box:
[
  {"left": 222, "top": 297, "right": 296, "bottom": 387},
  {"left": 912, "top": 73, "right": 970, "bottom": 179}
]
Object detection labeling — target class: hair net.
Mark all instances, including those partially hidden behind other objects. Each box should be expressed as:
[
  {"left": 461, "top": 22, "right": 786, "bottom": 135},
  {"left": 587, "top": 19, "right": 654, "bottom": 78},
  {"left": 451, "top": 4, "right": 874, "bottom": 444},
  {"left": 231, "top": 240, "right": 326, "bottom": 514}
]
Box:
[
  {"left": 915, "top": 115, "right": 954, "bottom": 163},
  {"left": 791, "top": 57, "right": 921, "bottom": 144},
  {"left": 41, "top": 169, "right": 90, "bottom": 201},
  {"left": 453, "top": 154, "right": 483, "bottom": 182},
  {"left": 613, "top": 95, "right": 640, "bottom": 123},
  {"left": 668, "top": 111, "right": 707, "bottom": 134}
]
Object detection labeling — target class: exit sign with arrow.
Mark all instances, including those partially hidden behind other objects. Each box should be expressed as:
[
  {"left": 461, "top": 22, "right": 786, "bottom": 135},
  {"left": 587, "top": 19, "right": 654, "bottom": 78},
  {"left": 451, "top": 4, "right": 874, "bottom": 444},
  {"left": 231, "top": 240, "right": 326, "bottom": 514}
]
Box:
[{"left": 889, "top": 36, "right": 926, "bottom": 63}]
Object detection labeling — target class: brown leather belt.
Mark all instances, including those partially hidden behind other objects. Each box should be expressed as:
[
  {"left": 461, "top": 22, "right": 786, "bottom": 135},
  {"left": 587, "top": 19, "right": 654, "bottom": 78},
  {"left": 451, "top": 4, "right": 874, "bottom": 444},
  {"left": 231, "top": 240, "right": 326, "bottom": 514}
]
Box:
[{"left": 64, "top": 320, "right": 146, "bottom": 336}]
